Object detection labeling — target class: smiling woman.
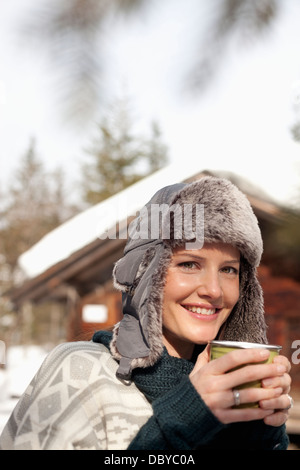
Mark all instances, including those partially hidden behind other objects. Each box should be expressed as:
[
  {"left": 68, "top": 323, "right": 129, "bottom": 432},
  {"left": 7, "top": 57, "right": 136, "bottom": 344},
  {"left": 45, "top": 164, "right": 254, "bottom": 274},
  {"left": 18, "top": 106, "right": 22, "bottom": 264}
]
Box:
[
  {"left": 0, "top": 176, "right": 292, "bottom": 450},
  {"left": 162, "top": 243, "right": 240, "bottom": 358}
]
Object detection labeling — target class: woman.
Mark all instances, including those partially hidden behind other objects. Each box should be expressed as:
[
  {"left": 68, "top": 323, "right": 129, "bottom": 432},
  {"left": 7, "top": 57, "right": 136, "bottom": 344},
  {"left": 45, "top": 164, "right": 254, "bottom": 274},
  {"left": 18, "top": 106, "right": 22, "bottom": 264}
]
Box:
[{"left": 0, "top": 176, "right": 292, "bottom": 450}]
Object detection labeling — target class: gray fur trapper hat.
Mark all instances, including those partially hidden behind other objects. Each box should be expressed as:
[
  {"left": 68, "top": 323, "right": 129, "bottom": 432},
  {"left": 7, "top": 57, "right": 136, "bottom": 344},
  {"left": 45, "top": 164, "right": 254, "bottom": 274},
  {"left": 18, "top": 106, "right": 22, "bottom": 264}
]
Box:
[{"left": 111, "top": 176, "right": 268, "bottom": 380}]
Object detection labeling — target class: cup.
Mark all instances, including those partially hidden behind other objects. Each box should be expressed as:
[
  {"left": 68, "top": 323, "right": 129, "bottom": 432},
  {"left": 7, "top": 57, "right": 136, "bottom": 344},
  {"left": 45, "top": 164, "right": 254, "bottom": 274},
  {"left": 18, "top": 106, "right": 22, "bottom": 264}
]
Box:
[{"left": 209, "top": 340, "right": 282, "bottom": 408}]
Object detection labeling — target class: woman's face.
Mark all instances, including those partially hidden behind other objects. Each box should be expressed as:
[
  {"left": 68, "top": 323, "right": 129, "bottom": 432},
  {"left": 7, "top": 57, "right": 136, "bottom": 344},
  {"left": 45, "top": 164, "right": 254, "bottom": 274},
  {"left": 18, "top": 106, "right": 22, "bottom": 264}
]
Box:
[{"left": 162, "top": 242, "right": 240, "bottom": 359}]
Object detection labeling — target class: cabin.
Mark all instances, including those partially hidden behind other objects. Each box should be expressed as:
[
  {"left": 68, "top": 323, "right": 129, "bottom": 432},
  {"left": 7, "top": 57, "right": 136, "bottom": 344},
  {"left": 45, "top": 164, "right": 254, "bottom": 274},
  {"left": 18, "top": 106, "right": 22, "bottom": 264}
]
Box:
[{"left": 8, "top": 164, "right": 300, "bottom": 437}]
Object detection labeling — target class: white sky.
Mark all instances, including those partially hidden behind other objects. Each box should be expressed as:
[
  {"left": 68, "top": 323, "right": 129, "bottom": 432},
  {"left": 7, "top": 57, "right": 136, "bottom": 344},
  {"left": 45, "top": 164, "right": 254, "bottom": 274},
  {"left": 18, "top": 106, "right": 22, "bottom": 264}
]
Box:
[{"left": 0, "top": 0, "right": 300, "bottom": 207}]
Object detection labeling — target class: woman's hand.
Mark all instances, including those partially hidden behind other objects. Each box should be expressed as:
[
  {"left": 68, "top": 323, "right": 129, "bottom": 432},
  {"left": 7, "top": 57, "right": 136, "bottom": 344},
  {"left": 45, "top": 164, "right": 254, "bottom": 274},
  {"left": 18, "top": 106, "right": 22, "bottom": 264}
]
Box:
[
  {"left": 189, "top": 346, "right": 292, "bottom": 426},
  {"left": 259, "top": 354, "right": 292, "bottom": 426}
]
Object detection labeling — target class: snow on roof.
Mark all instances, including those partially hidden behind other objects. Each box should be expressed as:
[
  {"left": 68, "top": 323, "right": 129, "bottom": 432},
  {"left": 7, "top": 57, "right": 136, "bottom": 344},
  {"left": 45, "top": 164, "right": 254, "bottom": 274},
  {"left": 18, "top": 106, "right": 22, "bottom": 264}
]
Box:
[{"left": 18, "top": 161, "right": 204, "bottom": 278}]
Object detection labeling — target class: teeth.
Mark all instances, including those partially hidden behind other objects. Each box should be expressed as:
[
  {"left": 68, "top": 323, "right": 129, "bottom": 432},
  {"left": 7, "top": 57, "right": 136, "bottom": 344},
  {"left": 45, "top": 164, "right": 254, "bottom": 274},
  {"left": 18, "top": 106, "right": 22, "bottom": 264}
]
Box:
[{"left": 185, "top": 306, "right": 216, "bottom": 315}]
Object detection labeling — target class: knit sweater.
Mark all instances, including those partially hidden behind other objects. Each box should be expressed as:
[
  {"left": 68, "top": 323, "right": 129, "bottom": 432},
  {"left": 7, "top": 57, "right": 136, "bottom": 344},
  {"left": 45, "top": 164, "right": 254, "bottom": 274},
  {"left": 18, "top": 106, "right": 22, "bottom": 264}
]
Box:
[
  {"left": 96, "top": 331, "right": 288, "bottom": 450},
  {"left": 0, "top": 333, "right": 289, "bottom": 450},
  {"left": 0, "top": 340, "right": 153, "bottom": 450}
]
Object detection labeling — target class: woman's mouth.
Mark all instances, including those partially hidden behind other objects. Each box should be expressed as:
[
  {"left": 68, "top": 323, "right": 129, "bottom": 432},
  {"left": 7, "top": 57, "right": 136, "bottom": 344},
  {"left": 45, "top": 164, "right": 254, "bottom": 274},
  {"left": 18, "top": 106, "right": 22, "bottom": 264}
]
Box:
[{"left": 182, "top": 304, "right": 221, "bottom": 317}]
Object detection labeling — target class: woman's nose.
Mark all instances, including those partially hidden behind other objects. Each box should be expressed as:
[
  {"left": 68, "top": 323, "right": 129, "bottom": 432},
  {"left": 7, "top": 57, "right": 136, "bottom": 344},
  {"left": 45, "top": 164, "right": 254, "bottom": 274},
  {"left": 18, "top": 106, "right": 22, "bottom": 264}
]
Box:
[{"left": 196, "top": 270, "right": 223, "bottom": 301}]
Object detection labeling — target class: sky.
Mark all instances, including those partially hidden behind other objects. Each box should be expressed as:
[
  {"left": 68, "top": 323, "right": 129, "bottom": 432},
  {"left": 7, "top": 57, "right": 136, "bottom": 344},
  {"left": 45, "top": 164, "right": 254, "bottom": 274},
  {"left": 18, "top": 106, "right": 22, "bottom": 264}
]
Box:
[{"left": 1, "top": 0, "right": 300, "bottom": 208}]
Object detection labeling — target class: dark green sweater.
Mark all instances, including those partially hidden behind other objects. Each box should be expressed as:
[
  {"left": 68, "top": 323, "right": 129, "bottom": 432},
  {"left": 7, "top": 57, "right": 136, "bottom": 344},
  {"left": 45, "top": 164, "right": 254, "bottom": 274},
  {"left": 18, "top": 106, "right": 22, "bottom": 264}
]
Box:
[{"left": 93, "top": 331, "right": 289, "bottom": 450}]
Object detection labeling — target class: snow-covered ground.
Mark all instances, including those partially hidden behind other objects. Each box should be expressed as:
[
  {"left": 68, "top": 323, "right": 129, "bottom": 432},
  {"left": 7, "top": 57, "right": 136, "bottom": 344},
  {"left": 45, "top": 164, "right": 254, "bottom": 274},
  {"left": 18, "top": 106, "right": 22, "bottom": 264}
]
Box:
[{"left": 0, "top": 345, "right": 49, "bottom": 434}]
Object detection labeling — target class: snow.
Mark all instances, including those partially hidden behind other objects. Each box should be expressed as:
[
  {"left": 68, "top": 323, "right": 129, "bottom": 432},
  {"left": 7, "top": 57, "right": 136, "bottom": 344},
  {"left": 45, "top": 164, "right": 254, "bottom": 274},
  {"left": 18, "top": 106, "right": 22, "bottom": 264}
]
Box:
[{"left": 0, "top": 345, "right": 48, "bottom": 434}]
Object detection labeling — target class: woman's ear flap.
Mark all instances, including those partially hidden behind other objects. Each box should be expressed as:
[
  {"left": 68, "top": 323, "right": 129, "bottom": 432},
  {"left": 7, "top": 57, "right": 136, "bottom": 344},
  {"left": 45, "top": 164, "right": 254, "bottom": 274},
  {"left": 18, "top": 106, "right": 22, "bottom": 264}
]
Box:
[{"left": 222, "top": 260, "right": 267, "bottom": 344}]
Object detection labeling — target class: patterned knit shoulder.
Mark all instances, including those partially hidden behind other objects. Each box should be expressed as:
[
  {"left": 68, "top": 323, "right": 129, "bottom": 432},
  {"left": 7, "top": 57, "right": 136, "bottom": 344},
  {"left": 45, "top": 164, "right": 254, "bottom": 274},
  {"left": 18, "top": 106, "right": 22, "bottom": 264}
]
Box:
[{"left": 0, "top": 341, "right": 153, "bottom": 450}]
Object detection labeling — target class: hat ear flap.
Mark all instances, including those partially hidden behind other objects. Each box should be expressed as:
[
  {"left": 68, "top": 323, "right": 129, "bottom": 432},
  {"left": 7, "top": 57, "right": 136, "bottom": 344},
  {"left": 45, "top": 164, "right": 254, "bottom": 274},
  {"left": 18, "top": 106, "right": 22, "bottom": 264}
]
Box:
[{"left": 222, "top": 259, "right": 268, "bottom": 344}]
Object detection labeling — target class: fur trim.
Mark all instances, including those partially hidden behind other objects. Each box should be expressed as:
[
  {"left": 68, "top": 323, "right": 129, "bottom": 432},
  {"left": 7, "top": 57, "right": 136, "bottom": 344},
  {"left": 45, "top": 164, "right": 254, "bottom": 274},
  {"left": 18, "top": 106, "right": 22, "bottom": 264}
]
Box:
[
  {"left": 168, "top": 177, "right": 263, "bottom": 267},
  {"left": 222, "top": 259, "right": 267, "bottom": 343}
]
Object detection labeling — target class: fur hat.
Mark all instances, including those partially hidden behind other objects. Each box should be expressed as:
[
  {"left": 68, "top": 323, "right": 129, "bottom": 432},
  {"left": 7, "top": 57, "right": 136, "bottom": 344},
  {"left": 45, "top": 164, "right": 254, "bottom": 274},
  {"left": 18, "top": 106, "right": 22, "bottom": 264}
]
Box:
[{"left": 111, "top": 176, "right": 267, "bottom": 380}]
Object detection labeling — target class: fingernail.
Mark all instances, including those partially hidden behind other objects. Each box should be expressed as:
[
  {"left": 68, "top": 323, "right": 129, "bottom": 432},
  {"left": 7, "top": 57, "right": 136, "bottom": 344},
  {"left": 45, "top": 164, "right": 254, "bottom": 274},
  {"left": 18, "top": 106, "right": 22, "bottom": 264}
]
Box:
[{"left": 259, "top": 349, "right": 270, "bottom": 358}]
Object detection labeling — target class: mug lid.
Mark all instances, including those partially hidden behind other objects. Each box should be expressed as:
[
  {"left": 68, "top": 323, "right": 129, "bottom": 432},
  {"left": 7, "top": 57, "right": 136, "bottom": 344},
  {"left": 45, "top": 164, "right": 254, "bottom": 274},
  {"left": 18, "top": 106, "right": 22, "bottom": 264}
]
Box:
[{"left": 210, "top": 340, "right": 282, "bottom": 351}]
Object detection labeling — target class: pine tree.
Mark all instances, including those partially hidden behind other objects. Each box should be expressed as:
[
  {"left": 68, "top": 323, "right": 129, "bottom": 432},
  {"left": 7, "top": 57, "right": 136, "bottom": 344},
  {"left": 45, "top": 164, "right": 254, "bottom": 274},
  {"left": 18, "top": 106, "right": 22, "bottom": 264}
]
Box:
[
  {"left": 0, "top": 138, "right": 78, "bottom": 272},
  {"left": 81, "top": 100, "right": 168, "bottom": 205},
  {"left": 0, "top": 139, "right": 79, "bottom": 345}
]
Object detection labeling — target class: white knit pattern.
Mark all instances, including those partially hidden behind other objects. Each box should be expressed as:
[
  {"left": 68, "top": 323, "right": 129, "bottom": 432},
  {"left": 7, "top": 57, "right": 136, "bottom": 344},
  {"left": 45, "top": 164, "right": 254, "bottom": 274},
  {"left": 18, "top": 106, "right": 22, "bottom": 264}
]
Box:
[{"left": 0, "top": 342, "right": 153, "bottom": 450}]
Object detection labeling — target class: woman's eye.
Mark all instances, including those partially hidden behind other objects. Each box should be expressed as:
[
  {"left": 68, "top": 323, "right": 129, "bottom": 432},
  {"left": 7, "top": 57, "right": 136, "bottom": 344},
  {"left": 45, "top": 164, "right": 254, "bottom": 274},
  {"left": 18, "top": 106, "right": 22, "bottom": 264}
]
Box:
[
  {"left": 222, "top": 266, "right": 239, "bottom": 275},
  {"left": 178, "top": 261, "right": 197, "bottom": 270}
]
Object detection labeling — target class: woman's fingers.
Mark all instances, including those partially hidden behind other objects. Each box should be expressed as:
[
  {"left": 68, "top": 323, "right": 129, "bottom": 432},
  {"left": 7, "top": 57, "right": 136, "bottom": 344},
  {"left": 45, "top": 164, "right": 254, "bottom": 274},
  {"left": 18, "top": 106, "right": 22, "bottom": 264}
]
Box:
[
  {"left": 208, "top": 348, "right": 270, "bottom": 375},
  {"left": 262, "top": 373, "right": 291, "bottom": 394},
  {"left": 260, "top": 393, "right": 293, "bottom": 411},
  {"left": 215, "top": 407, "right": 274, "bottom": 424},
  {"left": 205, "top": 386, "right": 282, "bottom": 409},
  {"left": 273, "top": 354, "right": 291, "bottom": 373},
  {"left": 264, "top": 410, "right": 289, "bottom": 427},
  {"left": 221, "top": 362, "right": 286, "bottom": 391},
  {"left": 238, "top": 386, "right": 283, "bottom": 407},
  {"left": 262, "top": 355, "right": 291, "bottom": 394}
]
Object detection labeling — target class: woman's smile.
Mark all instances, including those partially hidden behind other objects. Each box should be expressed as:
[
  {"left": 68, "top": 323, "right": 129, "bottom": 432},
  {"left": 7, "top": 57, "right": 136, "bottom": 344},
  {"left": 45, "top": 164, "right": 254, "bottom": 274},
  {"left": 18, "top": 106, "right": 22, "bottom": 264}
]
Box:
[{"left": 182, "top": 304, "right": 222, "bottom": 318}]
